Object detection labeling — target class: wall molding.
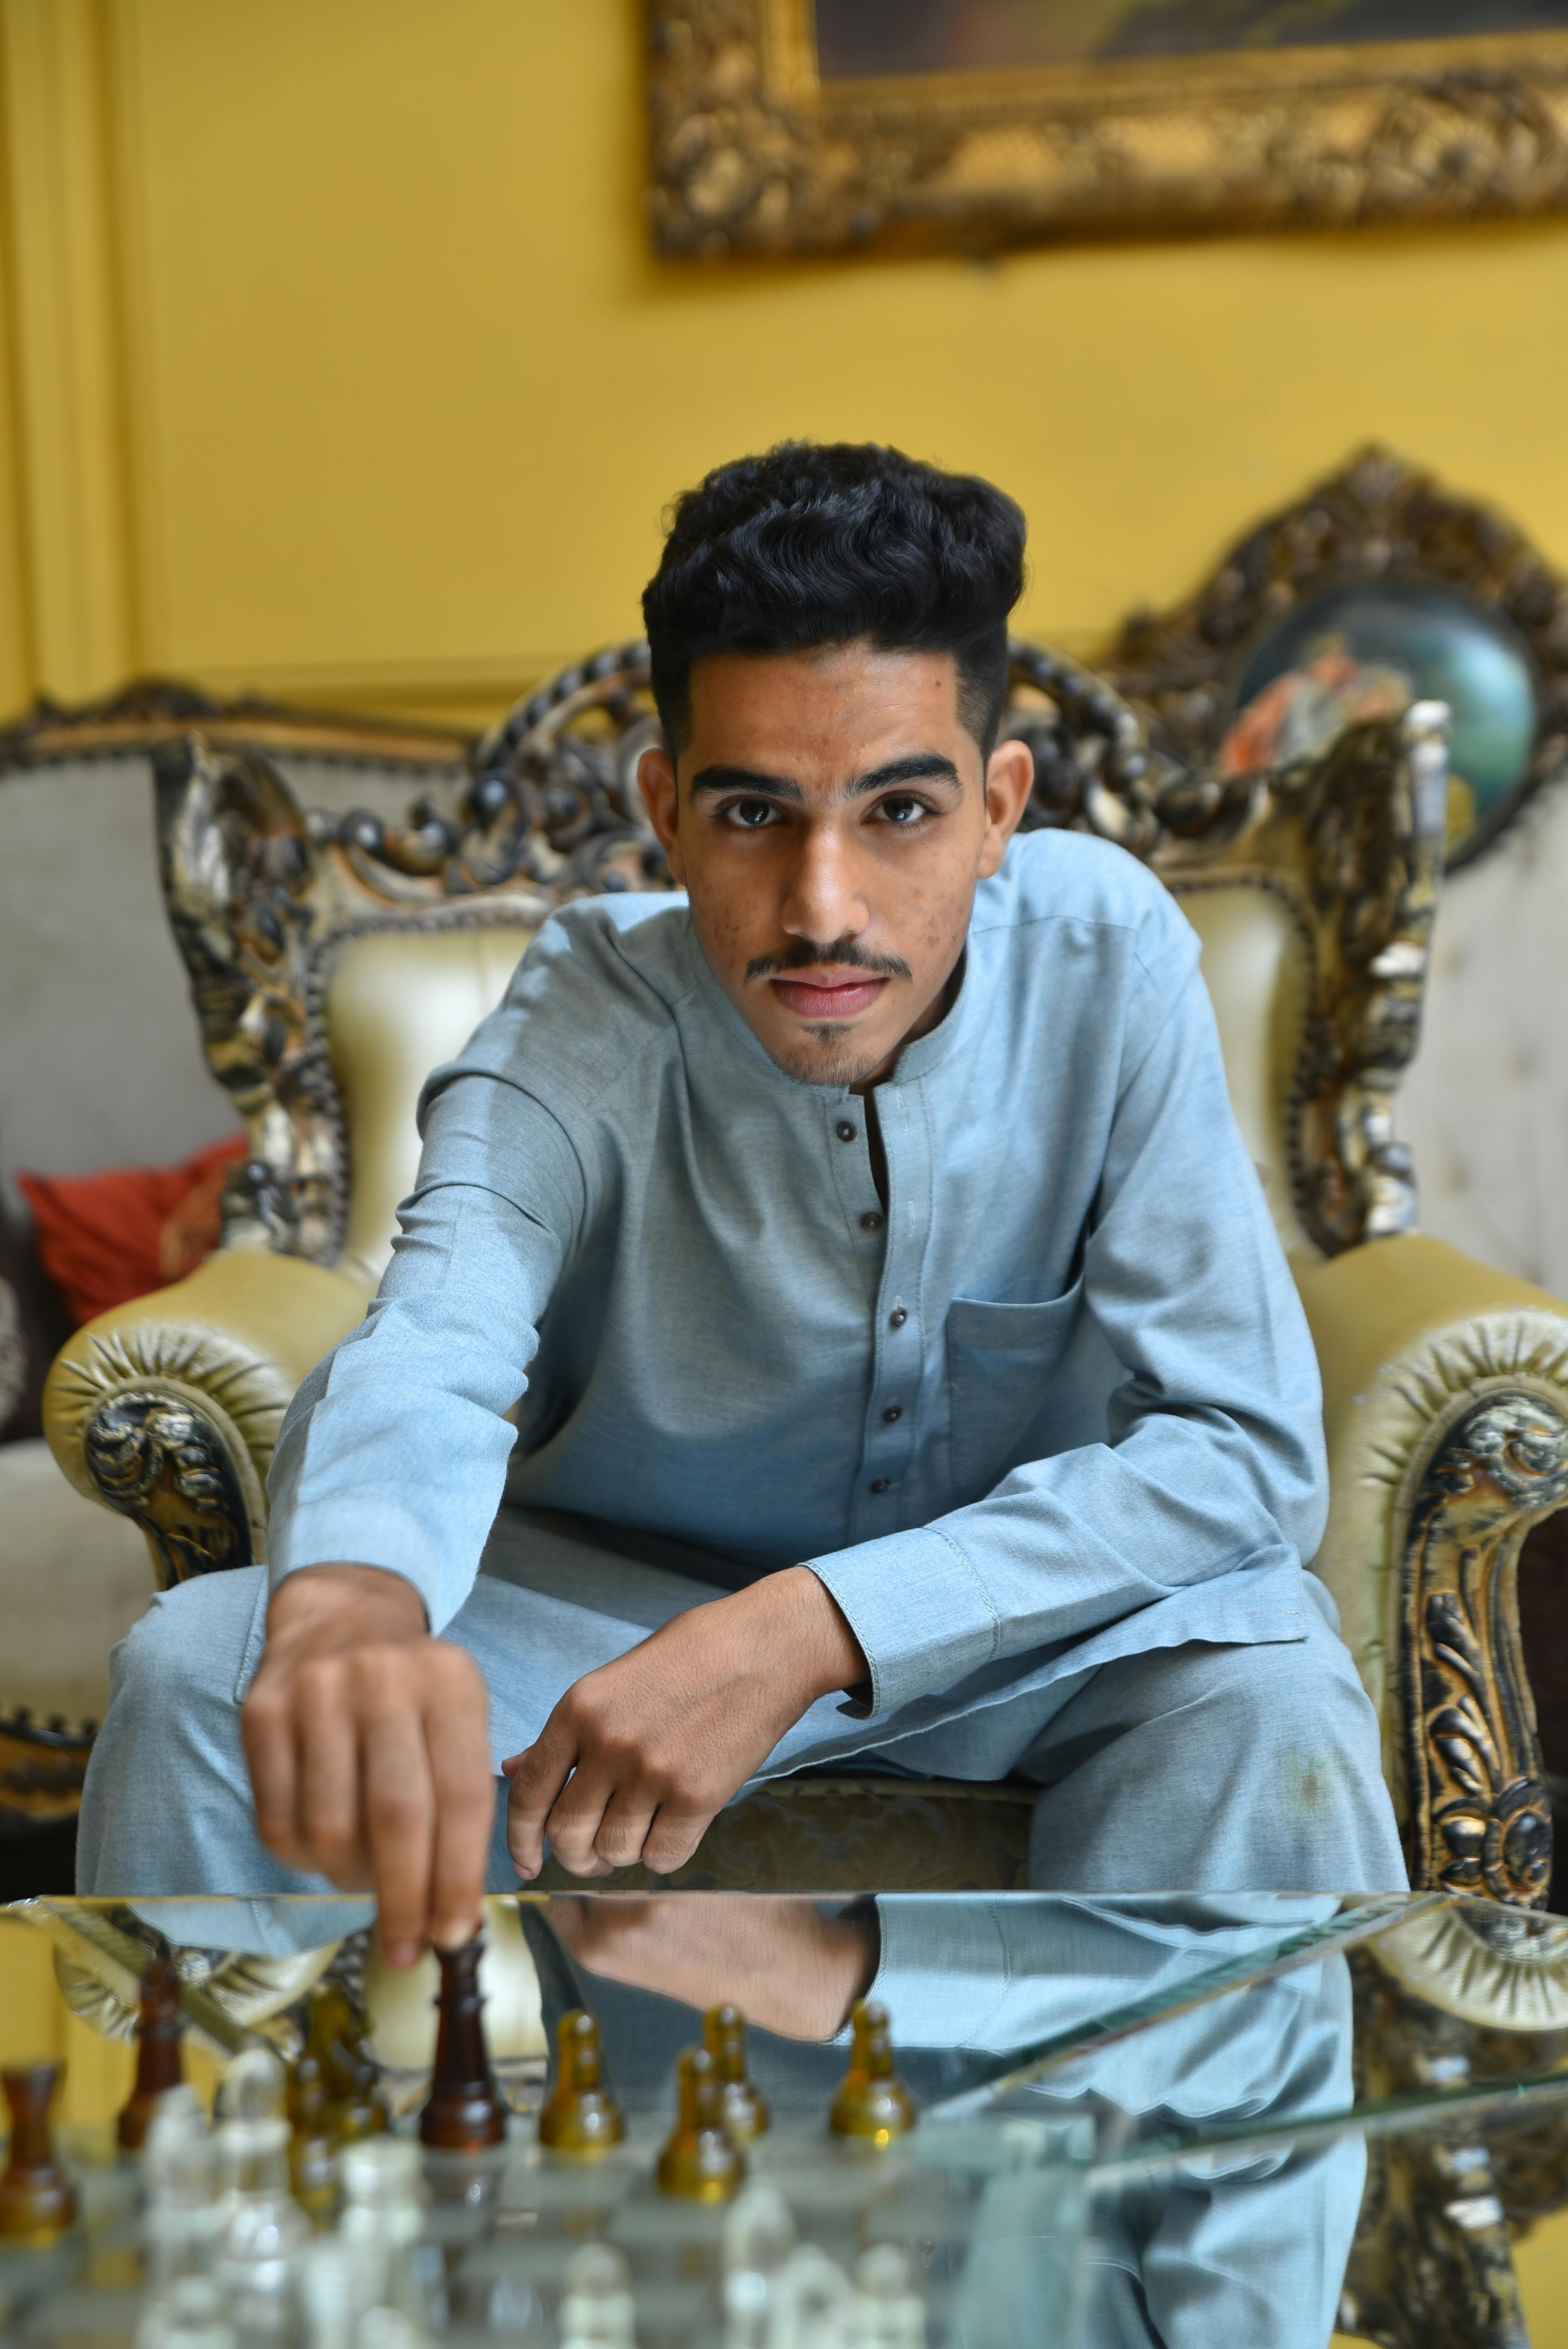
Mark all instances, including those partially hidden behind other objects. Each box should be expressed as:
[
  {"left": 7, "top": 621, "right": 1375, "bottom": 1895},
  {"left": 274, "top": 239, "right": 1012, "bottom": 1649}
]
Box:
[{"left": 0, "top": 0, "right": 135, "bottom": 700}]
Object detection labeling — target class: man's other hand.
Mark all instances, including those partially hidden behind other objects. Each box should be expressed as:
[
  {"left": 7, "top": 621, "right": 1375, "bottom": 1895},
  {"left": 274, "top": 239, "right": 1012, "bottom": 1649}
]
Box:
[
  {"left": 241, "top": 1564, "right": 493, "bottom": 1968},
  {"left": 501, "top": 1566, "right": 866, "bottom": 1881}
]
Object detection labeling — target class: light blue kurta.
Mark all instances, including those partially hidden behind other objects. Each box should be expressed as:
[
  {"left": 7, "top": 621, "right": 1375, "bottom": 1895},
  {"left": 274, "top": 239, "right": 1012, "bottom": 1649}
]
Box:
[{"left": 267, "top": 829, "right": 1330, "bottom": 1770}]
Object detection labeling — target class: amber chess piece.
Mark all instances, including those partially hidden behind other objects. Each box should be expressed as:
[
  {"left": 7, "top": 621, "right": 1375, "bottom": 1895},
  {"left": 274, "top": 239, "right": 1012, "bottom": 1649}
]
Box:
[
  {"left": 307, "top": 1984, "right": 388, "bottom": 2144},
  {"left": 0, "top": 2063, "right": 78, "bottom": 2244},
  {"left": 829, "top": 2002, "right": 916, "bottom": 2147},
  {"left": 656, "top": 2046, "right": 747, "bottom": 2203},
  {"left": 285, "top": 2051, "right": 340, "bottom": 2227},
  {"left": 118, "top": 1957, "right": 185, "bottom": 2152},
  {"left": 702, "top": 2004, "right": 769, "bottom": 2144},
  {"left": 418, "top": 1934, "right": 508, "bottom": 2150},
  {"left": 537, "top": 2009, "right": 625, "bottom": 2158}
]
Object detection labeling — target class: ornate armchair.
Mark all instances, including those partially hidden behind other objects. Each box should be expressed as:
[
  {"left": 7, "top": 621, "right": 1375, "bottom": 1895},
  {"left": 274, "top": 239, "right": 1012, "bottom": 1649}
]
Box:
[{"left": 38, "top": 641, "right": 1568, "bottom": 1911}]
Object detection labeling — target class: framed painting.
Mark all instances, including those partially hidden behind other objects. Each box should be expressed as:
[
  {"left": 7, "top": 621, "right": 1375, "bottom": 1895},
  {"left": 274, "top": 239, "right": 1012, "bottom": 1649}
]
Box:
[
  {"left": 1099, "top": 446, "right": 1568, "bottom": 871},
  {"left": 647, "top": 2, "right": 1568, "bottom": 255}
]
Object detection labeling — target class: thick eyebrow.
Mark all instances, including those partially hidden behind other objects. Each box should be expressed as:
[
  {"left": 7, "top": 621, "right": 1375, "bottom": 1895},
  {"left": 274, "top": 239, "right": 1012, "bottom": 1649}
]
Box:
[{"left": 686, "top": 750, "right": 961, "bottom": 805}]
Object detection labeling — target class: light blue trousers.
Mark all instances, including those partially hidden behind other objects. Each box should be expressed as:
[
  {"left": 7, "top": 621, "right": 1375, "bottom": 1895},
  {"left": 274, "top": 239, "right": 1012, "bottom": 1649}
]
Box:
[{"left": 77, "top": 1511, "right": 1407, "bottom": 1895}]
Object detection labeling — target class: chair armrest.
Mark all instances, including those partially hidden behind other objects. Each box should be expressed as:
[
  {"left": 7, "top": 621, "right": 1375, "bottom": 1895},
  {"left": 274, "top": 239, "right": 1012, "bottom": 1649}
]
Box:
[
  {"left": 42, "top": 1249, "right": 373, "bottom": 1587},
  {"left": 1294, "top": 1232, "right": 1568, "bottom": 1904}
]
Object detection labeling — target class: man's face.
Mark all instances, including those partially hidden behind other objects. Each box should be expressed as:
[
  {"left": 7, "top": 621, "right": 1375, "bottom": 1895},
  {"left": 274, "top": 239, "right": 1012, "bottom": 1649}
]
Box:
[{"left": 639, "top": 643, "right": 1033, "bottom": 1091}]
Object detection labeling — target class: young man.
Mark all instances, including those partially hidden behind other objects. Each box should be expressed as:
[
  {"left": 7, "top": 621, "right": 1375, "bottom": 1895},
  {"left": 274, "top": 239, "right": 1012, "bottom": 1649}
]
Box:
[{"left": 80, "top": 444, "right": 1405, "bottom": 1955}]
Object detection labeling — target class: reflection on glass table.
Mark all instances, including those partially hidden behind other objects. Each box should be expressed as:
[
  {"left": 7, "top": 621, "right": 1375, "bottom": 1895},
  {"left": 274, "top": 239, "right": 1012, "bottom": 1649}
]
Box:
[{"left": 2, "top": 1892, "right": 1568, "bottom": 2348}]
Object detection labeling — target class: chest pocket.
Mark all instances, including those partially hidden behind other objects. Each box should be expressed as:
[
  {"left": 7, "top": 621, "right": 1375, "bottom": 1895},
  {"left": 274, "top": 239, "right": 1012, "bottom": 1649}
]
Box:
[{"left": 946, "top": 1280, "right": 1087, "bottom": 1504}]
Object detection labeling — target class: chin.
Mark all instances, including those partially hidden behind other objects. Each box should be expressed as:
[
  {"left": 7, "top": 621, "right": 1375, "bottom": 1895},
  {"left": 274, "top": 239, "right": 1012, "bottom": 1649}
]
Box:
[{"left": 761, "top": 1021, "right": 886, "bottom": 1090}]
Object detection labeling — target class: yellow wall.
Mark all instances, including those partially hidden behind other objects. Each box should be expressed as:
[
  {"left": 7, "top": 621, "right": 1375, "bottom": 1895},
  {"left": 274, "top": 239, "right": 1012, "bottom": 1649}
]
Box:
[{"left": 4, "top": 0, "right": 1568, "bottom": 731}]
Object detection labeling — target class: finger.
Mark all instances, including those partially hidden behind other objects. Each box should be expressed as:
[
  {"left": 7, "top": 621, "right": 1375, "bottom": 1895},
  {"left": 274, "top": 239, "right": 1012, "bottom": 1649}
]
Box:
[
  {"left": 641, "top": 1802, "right": 715, "bottom": 1878},
  {"left": 543, "top": 1768, "right": 622, "bottom": 1878},
  {"left": 361, "top": 1709, "right": 435, "bottom": 1963},
  {"left": 242, "top": 1684, "right": 306, "bottom": 1871},
  {"left": 424, "top": 1678, "right": 495, "bottom": 1949},
  {"left": 591, "top": 1788, "right": 659, "bottom": 1871},
  {"left": 296, "top": 1675, "right": 372, "bottom": 1887},
  {"left": 506, "top": 1725, "right": 578, "bottom": 1878}
]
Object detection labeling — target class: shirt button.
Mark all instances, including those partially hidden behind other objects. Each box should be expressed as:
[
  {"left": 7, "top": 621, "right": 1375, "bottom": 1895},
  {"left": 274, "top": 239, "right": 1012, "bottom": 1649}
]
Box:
[
  {"left": 889, "top": 1307, "right": 907, "bottom": 1328},
  {"left": 861, "top": 1212, "right": 884, "bottom": 1232},
  {"left": 836, "top": 1121, "right": 856, "bottom": 1142},
  {"left": 870, "top": 1477, "right": 892, "bottom": 1494},
  {"left": 882, "top": 1403, "right": 902, "bottom": 1423}
]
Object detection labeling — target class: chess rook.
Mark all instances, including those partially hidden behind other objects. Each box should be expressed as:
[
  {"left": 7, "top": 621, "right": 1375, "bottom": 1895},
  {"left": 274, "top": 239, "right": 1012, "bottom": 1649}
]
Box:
[
  {"left": 0, "top": 2062, "right": 77, "bottom": 2244},
  {"left": 119, "top": 1957, "right": 185, "bottom": 2151},
  {"left": 419, "top": 1934, "right": 508, "bottom": 2150},
  {"left": 537, "top": 2009, "right": 625, "bottom": 2157}
]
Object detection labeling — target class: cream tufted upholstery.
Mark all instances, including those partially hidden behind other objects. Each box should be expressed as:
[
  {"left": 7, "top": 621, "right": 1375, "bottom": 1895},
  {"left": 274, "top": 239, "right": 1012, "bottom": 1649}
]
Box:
[{"left": 328, "top": 925, "right": 533, "bottom": 1290}]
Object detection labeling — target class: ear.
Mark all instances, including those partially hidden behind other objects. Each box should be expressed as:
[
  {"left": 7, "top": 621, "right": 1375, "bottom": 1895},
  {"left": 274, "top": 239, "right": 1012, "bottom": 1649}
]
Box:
[
  {"left": 638, "top": 744, "right": 688, "bottom": 888},
  {"left": 976, "top": 737, "right": 1034, "bottom": 880}
]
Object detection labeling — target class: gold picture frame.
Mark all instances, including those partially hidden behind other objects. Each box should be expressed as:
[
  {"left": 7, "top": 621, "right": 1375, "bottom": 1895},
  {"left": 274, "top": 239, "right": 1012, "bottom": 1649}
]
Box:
[{"left": 647, "top": 2, "right": 1568, "bottom": 256}]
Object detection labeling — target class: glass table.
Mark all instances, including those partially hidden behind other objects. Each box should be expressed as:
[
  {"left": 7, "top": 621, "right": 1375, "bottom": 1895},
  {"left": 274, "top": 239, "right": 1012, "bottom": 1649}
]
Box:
[{"left": 3, "top": 1891, "right": 1568, "bottom": 2347}]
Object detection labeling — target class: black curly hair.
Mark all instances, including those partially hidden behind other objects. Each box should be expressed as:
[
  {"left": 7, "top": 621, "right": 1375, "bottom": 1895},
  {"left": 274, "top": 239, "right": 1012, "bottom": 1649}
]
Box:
[{"left": 642, "top": 441, "right": 1026, "bottom": 759}]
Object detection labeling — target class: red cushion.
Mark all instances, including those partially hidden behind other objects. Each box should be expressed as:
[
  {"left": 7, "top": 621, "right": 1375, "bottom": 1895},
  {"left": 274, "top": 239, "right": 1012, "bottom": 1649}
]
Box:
[{"left": 16, "top": 1133, "right": 249, "bottom": 1326}]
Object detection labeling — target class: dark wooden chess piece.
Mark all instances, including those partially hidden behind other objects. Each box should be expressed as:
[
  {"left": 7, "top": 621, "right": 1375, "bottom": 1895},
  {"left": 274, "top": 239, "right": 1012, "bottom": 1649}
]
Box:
[
  {"left": 307, "top": 1984, "right": 388, "bottom": 2143},
  {"left": 703, "top": 2003, "right": 769, "bottom": 2142},
  {"left": 0, "top": 2063, "right": 78, "bottom": 2244},
  {"left": 656, "top": 2046, "right": 746, "bottom": 2202},
  {"left": 418, "top": 1934, "right": 508, "bottom": 2150},
  {"left": 537, "top": 2008, "right": 625, "bottom": 2157},
  {"left": 829, "top": 2001, "right": 917, "bottom": 2147},
  {"left": 118, "top": 1957, "right": 184, "bottom": 2151}
]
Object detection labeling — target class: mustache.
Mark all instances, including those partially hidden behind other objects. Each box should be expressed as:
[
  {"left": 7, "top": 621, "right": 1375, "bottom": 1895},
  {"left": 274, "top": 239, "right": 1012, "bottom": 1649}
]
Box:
[{"left": 746, "top": 936, "right": 914, "bottom": 985}]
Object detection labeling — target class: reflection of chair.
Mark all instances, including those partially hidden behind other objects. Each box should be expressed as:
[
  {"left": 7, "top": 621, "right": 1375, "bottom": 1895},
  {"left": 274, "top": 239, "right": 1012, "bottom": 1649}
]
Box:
[{"left": 38, "top": 641, "right": 1568, "bottom": 1911}]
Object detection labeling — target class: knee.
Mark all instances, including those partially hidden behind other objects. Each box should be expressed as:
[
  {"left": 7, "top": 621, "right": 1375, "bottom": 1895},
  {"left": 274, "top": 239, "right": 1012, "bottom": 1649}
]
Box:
[
  {"left": 109, "top": 1566, "right": 264, "bottom": 1724},
  {"left": 1167, "top": 1628, "right": 1384, "bottom": 1805}
]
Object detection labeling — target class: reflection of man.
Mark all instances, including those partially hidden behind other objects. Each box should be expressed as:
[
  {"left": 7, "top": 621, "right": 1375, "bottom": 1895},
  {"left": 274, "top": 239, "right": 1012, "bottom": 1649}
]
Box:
[
  {"left": 80, "top": 442, "right": 1404, "bottom": 1947},
  {"left": 540, "top": 1890, "right": 1364, "bottom": 2349}
]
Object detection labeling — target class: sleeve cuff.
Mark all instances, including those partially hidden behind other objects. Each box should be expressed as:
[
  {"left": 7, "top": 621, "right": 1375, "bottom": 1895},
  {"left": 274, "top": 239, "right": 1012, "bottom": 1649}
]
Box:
[
  {"left": 267, "top": 1495, "right": 455, "bottom": 1631},
  {"left": 803, "top": 1525, "right": 1001, "bottom": 1716}
]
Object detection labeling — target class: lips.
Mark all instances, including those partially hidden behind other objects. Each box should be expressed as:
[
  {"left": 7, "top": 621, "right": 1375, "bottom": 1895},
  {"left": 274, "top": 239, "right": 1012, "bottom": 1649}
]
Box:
[{"left": 769, "top": 975, "right": 888, "bottom": 1020}]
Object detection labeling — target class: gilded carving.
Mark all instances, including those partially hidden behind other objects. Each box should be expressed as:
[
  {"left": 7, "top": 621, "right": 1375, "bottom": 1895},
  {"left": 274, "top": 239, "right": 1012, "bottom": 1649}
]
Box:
[
  {"left": 1103, "top": 445, "right": 1568, "bottom": 873},
  {"left": 1342, "top": 1952, "right": 1541, "bottom": 2349},
  {"left": 82, "top": 1390, "right": 255, "bottom": 1584},
  {"left": 647, "top": 5, "right": 1568, "bottom": 258},
  {"left": 1401, "top": 1393, "right": 1568, "bottom": 1909}
]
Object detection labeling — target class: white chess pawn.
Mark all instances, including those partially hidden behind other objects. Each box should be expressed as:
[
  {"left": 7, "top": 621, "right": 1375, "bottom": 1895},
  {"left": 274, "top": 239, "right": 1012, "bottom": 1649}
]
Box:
[
  {"left": 722, "top": 2185, "right": 796, "bottom": 2349},
  {"left": 558, "top": 2242, "right": 637, "bottom": 2349},
  {"left": 849, "top": 2246, "right": 925, "bottom": 2349},
  {"left": 767, "top": 2246, "right": 853, "bottom": 2349}
]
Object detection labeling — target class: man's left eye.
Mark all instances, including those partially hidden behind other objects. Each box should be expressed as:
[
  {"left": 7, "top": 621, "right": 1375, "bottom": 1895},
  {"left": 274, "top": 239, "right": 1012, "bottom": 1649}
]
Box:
[{"left": 875, "top": 796, "right": 929, "bottom": 826}]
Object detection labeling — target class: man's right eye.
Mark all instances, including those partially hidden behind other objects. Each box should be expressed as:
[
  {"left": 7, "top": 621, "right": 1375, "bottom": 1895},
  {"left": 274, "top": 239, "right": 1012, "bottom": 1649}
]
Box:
[{"left": 723, "top": 798, "right": 779, "bottom": 828}]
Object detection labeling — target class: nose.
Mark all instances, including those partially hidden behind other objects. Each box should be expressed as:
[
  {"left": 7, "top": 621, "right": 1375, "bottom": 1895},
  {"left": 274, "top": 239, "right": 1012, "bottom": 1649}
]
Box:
[{"left": 779, "top": 818, "right": 868, "bottom": 947}]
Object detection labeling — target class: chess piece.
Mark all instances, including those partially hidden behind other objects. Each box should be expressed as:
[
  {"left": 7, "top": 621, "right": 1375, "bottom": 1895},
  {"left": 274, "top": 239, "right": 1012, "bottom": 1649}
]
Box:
[
  {"left": 119, "top": 1957, "right": 185, "bottom": 2151},
  {"left": 417, "top": 1934, "right": 508, "bottom": 2150},
  {"left": 656, "top": 2047, "right": 746, "bottom": 2203},
  {"left": 722, "top": 2185, "right": 795, "bottom": 2349},
  {"left": 559, "top": 2242, "right": 637, "bottom": 2349},
  {"left": 538, "top": 2009, "right": 624, "bottom": 2157},
  {"left": 285, "top": 2053, "right": 340, "bottom": 2228},
  {"left": 829, "top": 2003, "right": 916, "bottom": 2146},
  {"left": 339, "top": 2138, "right": 430, "bottom": 2329},
  {"left": 850, "top": 2245, "right": 926, "bottom": 2347},
  {"left": 703, "top": 2004, "right": 769, "bottom": 2143},
  {"left": 141, "top": 2087, "right": 219, "bottom": 2297},
  {"left": 135, "top": 2274, "right": 236, "bottom": 2349},
  {"left": 0, "top": 2062, "right": 77, "bottom": 2243},
  {"left": 214, "top": 2050, "right": 307, "bottom": 2349},
  {"left": 307, "top": 1985, "right": 388, "bottom": 2144}
]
